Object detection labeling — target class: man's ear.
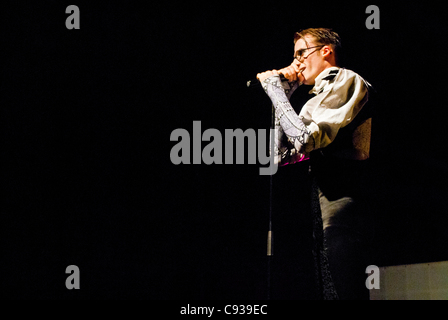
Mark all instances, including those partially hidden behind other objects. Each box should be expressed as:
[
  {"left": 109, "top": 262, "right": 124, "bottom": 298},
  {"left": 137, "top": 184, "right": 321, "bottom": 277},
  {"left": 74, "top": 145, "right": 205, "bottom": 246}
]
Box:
[{"left": 322, "top": 45, "right": 333, "bottom": 58}]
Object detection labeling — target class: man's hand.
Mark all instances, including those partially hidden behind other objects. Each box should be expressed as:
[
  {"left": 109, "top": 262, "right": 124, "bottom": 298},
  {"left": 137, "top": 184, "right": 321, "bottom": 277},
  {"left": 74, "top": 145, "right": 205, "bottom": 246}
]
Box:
[
  {"left": 256, "top": 69, "right": 281, "bottom": 83},
  {"left": 257, "top": 60, "right": 306, "bottom": 83},
  {"left": 278, "top": 60, "right": 306, "bottom": 82}
]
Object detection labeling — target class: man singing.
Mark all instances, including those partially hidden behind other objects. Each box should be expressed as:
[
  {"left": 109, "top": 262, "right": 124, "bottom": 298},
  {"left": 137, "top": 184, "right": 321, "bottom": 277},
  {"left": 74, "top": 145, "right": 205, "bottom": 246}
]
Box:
[{"left": 257, "top": 28, "right": 374, "bottom": 300}]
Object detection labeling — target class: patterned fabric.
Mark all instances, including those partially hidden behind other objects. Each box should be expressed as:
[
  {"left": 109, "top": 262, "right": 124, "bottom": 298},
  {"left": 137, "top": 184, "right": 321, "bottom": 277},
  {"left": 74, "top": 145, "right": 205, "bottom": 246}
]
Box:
[{"left": 261, "top": 76, "right": 311, "bottom": 166}]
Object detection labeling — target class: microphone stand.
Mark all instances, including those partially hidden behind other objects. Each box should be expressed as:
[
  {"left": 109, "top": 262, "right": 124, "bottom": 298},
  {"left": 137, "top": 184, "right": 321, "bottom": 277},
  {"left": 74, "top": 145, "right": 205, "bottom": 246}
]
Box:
[{"left": 247, "top": 77, "right": 275, "bottom": 300}]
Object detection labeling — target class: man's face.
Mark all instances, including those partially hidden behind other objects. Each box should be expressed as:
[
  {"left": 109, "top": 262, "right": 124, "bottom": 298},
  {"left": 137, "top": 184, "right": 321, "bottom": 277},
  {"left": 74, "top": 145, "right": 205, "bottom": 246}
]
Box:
[{"left": 293, "top": 36, "right": 328, "bottom": 85}]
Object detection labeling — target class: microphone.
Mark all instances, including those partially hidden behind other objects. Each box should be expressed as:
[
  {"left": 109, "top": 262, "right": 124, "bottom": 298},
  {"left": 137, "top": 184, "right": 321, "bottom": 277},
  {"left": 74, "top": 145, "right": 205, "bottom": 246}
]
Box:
[{"left": 246, "top": 75, "right": 287, "bottom": 88}]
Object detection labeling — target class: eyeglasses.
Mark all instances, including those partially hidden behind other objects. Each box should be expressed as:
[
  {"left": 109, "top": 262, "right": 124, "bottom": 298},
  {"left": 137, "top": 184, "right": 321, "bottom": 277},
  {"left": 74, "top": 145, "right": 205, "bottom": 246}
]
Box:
[{"left": 294, "top": 45, "right": 324, "bottom": 61}]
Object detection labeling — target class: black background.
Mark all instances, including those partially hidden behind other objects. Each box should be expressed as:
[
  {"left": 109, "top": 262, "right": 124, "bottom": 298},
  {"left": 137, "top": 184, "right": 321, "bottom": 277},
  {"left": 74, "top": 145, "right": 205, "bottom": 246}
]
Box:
[{"left": 2, "top": 2, "right": 448, "bottom": 299}]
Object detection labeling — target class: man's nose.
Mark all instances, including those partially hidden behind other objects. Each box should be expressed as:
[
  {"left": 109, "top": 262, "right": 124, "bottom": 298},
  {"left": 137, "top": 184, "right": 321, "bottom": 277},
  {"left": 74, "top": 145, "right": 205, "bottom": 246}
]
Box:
[
  {"left": 293, "top": 58, "right": 303, "bottom": 66},
  {"left": 292, "top": 59, "right": 304, "bottom": 69}
]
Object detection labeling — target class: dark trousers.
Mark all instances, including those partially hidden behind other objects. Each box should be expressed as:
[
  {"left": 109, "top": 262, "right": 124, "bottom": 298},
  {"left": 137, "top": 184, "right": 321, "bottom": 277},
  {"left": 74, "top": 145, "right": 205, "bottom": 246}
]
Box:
[{"left": 310, "top": 151, "right": 374, "bottom": 300}]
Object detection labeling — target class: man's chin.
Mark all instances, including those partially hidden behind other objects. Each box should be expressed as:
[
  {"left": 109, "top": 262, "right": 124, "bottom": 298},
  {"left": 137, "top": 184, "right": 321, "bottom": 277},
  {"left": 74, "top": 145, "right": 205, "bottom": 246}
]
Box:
[
  {"left": 303, "top": 79, "right": 313, "bottom": 86},
  {"left": 302, "top": 77, "right": 316, "bottom": 86},
  {"left": 301, "top": 74, "right": 311, "bottom": 86}
]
